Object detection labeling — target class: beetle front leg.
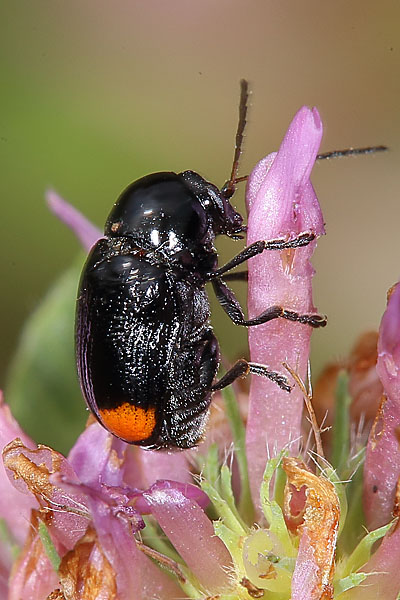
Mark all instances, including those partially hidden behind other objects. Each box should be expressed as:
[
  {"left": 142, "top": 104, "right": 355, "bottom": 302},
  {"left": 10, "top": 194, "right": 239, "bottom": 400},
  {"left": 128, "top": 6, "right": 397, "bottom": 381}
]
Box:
[
  {"left": 208, "top": 231, "right": 315, "bottom": 279},
  {"left": 212, "top": 278, "right": 327, "bottom": 328},
  {"left": 212, "top": 359, "right": 291, "bottom": 392}
]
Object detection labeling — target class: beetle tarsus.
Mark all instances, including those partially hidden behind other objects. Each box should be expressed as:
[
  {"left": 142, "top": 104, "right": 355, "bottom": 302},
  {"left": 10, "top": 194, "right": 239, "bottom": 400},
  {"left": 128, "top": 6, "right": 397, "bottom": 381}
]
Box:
[{"left": 212, "top": 359, "right": 291, "bottom": 393}]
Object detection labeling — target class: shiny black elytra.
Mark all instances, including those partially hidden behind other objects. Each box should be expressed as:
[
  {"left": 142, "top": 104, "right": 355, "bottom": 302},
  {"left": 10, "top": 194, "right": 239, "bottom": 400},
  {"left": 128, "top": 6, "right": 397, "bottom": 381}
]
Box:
[{"left": 76, "top": 81, "right": 326, "bottom": 450}]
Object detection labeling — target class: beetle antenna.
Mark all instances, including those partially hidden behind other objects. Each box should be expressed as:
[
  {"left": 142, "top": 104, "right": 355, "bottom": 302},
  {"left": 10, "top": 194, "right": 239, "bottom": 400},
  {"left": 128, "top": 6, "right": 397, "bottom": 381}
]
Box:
[
  {"left": 229, "top": 144, "right": 388, "bottom": 186},
  {"left": 316, "top": 145, "right": 387, "bottom": 160},
  {"left": 222, "top": 79, "right": 249, "bottom": 199}
]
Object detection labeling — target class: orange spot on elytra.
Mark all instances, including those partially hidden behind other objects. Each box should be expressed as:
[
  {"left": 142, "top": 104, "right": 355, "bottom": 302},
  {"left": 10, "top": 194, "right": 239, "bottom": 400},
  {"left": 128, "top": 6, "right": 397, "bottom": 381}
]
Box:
[{"left": 99, "top": 403, "right": 156, "bottom": 442}]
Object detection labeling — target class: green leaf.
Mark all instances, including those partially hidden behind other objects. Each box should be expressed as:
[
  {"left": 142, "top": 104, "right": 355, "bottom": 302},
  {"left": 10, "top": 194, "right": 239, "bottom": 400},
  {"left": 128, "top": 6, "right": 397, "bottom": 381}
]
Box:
[{"left": 6, "top": 261, "right": 86, "bottom": 454}]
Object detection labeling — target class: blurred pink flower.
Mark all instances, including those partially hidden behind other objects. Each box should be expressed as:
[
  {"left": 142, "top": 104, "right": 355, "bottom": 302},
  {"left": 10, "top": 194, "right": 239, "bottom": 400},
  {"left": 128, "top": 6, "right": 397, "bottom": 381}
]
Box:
[
  {"left": 364, "top": 282, "right": 400, "bottom": 530},
  {"left": 46, "top": 190, "right": 101, "bottom": 252}
]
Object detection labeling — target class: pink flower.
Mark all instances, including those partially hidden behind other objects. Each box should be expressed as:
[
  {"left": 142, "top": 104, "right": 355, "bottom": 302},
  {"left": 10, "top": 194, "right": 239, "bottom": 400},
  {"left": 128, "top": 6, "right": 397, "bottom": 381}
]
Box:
[
  {"left": 246, "top": 106, "right": 324, "bottom": 507},
  {"left": 3, "top": 419, "right": 212, "bottom": 599},
  {"left": 364, "top": 283, "right": 400, "bottom": 529}
]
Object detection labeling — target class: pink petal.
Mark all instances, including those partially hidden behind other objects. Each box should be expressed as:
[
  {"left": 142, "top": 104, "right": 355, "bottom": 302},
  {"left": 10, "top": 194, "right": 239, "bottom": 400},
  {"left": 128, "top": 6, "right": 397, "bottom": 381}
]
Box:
[
  {"left": 68, "top": 421, "right": 127, "bottom": 488},
  {"left": 135, "top": 479, "right": 209, "bottom": 513},
  {"left": 91, "top": 507, "right": 182, "bottom": 600},
  {"left": 88, "top": 497, "right": 144, "bottom": 600},
  {"left": 291, "top": 531, "right": 320, "bottom": 600},
  {"left": 364, "top": 283, "right": 400, "bottom": 529},
  {"left": 46, "top": 189, "right": 102, "bottom": 251},
  {"left": 143, "top": 481, "right": 232, "bottom": 592},
  {"left": 0, "top": 395, "right": 37, "bottom": 545},
  {"left": 136, "top": 447, "right": 192, "bottom": 486},
  {"left": 138, "top": 550, "right": 183, "bottom": 599},
  {"left": 9, "top": 540, "right": 58, "bottom": 600},
  {"left": 123, "top": 445, "right": 192, "bottom": 489},
  {"left": 8, "top": 513, "right": 59, "bottom": 600},
  {"left": 0, "top": 570, "right": 8, "bottom": 600},
  {"left": 3, "top": 439, "right": 89, "bottom": 551},
  {"left": 245, "top": 107, "right": 324, "bottom": 506},
  {"left": 0, "top": 544, "right": 12, "bottom": 598},
  {"left": 73, "top": 480, "right": 177, "bottom": 600}
]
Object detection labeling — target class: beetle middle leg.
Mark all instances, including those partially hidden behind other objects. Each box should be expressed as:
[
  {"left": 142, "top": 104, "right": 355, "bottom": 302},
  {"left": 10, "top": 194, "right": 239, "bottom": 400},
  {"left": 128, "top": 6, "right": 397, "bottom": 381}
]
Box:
[
  {"left": 208, "top": 231, "right": 316, "bottom": 279},
  {"left": 212, "top": 359, "right": 291, "bottom": 392},
  {"left": 212, "top": 277, "right": 327, "bottom": 328}
]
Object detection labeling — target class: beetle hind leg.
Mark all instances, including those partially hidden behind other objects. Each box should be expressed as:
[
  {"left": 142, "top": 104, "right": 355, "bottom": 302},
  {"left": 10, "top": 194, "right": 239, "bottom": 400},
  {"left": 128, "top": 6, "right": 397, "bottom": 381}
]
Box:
[{"left": 212, "top": 359, "right": 291, "bottom": 393}]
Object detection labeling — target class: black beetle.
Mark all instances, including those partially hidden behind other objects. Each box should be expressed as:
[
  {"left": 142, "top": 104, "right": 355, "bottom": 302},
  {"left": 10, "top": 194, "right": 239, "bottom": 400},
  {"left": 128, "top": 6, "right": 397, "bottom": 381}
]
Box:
[{"left": 75, "top": 81, "right": 326, "bottom": 450}]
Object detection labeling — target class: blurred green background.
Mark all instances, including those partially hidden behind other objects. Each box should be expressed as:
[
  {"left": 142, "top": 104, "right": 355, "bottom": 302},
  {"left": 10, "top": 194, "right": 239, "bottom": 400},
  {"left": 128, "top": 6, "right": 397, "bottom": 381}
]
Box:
[{"left": 1, "top": 1, "right": 399, "bottom": 451}]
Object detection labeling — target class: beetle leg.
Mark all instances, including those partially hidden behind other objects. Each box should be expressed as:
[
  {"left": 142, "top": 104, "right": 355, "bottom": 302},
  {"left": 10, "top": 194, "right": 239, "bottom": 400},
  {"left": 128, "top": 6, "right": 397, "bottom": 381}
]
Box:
[
  {"left": 212, "top": 359, "right": 291, "bottom": 392},
  {"left": 212, "top": 278, "right": 327, "bottom": 328},
  {"left": 196, "top": 330, "right": 220, "bottom": 390},
  {"left": 208, "top": 232, "right": 315, "bottom": 279},
  {"left": 222, "top": 270, "right": 248, "bottom": 282}
]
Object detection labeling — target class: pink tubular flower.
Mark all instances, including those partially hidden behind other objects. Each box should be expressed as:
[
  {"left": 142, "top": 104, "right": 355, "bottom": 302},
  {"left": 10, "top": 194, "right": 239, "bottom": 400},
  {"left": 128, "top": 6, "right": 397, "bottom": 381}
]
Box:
[
  {"left": 364, "top": 282, "right": 400, "bottom": 530},
  {"left": 246, "top": 106, "right": 324, "bottom": 505}
]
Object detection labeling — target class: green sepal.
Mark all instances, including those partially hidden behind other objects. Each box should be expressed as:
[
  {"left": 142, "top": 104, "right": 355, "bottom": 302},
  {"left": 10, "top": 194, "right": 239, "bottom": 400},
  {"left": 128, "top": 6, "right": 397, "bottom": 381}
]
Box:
[
  {"left": 331, "top": 370, "right": 351, "bottom": 476},
  {"left": 200, "top": 443, "right": 220, "bottom": 490},
  {"left": 340, "top": 521, "right": 393, "bottom": 578},
  {"left": 38, "top": 520, "right": 61, "bottom": 571},
  {"left": 221, "top": 384, "right": 254, "bottom": 522},
  {"left": 201, "top": 478, "right": 247, "bottom": 536},
  {"left": 260, "top": 454, "right": 296, "bottom": 558},
  {"left": 338, "top": 455, "right": 366, "bottom": 556},
  {"left": 334, "top": 572, "right": 368, "bottom": 596},
  {"left": 321, "top": 465, "right": 348, "bottom": 538},
  {"left": 213, "top": 520, "right": 244, "bottom": 568},
  {"left": 220, "top": 464, "right": 249, "bottom": 532}
]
